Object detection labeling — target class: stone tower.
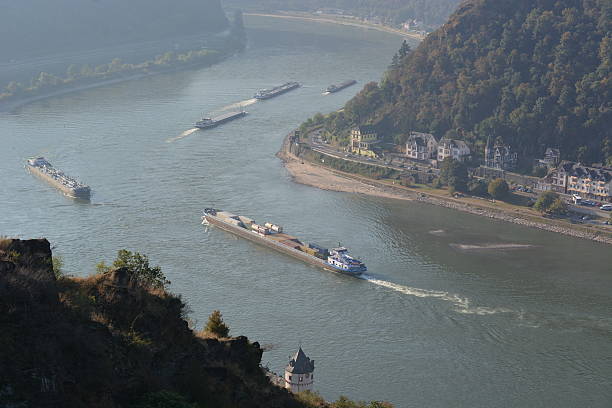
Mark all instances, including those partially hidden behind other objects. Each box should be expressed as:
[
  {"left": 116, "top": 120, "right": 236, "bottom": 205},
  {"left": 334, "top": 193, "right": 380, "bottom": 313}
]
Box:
[{"left": 284, "top": 347, "right": 315, "bottom": 393}]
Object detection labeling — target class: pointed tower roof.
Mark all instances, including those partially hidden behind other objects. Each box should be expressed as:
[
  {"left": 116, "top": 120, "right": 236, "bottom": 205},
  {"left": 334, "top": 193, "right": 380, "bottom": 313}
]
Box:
[{"left": 285, "top": 347, "right": 315, "bottom": 374}]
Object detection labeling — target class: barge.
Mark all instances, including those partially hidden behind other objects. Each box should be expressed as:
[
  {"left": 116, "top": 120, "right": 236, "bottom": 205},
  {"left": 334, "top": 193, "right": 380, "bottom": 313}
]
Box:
[
  {"left": 324, "top": 79, "right": 357, "bottom": 94},
  {"left": 195, "top": 110, "right": 247, "bottom": 129},
  {"left": 26, "top": 157, "right": 91, "bottom": 199},
  {"left": 202, "top": 208, "right": 366, "bottom": 275},
  {"left": 254, "top": 82, "right": 300, "bottom": 100}
]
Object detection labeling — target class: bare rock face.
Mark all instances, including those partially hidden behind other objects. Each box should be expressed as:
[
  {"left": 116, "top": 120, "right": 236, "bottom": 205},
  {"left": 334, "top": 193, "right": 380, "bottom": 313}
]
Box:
[{"left": 0, "top": 238, "right": 54, "bottom": 281}]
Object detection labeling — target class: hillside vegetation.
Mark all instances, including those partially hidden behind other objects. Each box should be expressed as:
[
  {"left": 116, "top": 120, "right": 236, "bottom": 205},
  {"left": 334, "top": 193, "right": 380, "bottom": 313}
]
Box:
[
  {"left": 0, "top": 0, "right": 229, "bottom": 61},
  {"left": 0, "top": 239, "right": 393, "bottom": 408},
  {"left": 319, "top": 0, "right": 612, "bottom": 167},
  {"left": 225, "top": 0, "right": 462, "bottom": 27}
]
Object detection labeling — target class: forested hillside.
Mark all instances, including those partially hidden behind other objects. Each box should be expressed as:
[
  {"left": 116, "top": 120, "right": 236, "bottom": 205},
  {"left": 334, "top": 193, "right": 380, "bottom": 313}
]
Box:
[
  {"left": 320, "top": 0, "right": 612, "bottom": 167},
  {"left": 0, "top": 0, "right": 229, "bottom": 61},
  {"left": 225, "top": 0, "right": 463, "bottom": 27}
]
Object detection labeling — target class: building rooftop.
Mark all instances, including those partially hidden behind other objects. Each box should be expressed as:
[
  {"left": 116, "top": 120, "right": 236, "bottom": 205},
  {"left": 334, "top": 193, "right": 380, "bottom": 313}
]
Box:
[
  {"left": 354, "top": 125, "right": 376, "bottom": 135},
  {"left": 285, "top": 347, "right": 315, "bottom": 374}
]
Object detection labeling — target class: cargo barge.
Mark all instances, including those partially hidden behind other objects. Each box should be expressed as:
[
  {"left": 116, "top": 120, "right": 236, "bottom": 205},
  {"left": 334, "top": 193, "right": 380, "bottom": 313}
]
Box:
[
  {"left": 324, "top": 80, "right": 357, "bottom": 94},
  {"left": 202, "top": 208, "right": 366, "bottom": 275},
  {"left": 195, "top": 110, "right": 247, "bottom": 129},
  {"left": 26, "top": 157, "right": 91, "bottom": 199},
  {"left": 254, "top": 82, "right": 300, "bottom": 100}
]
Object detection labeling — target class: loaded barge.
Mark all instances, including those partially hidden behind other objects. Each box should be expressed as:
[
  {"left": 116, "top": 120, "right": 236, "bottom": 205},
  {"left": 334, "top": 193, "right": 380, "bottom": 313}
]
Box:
[
  {"left": 324, "top": 80, "right": 357, "bottom": 94},
  {"left": 26, "top": 157, "right": 91, "bottom": 199},
  {"left": 195, "top": 110, "right": 247, "bottom": 129},
  {"left": 254, "top": 82, "right": 300, "bottom": 100},
  {"left": 202, "top": 208, "right": 366, "bottom": 275}
]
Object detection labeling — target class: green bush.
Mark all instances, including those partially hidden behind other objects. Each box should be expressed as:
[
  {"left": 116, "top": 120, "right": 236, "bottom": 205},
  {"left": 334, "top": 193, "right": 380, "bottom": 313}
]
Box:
[
  {"left": 468, "top": 179, "right": 489, "bottom": 196},
  {"left": 97, "top": 250, "right": 170, "bottom": 289},
  {"left": 487, "top": 178, "right": 509, "bottom": 199},
  {"left": 534, "top": 191, "right": 561, "bottom": 214}
]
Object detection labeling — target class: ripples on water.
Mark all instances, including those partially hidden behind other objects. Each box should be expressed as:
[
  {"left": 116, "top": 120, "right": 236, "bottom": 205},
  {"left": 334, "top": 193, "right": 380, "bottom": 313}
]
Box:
[{"left": 1, "top": 16, "right": 611, "bottom": 408}]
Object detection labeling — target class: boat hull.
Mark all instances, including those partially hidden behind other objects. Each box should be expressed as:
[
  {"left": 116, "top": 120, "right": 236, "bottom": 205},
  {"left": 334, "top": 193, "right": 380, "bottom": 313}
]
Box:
[
  {"left": 254, "top": 83, "right": 300, "bottom": 100},
  {"left": 204, "top": 214, "right": 363, "bottom": 276},
  {"left": 325, "top": 80, "right": 357, "bottom": 94},
  {"left": 195, "top": 111, "right": 247, "bottom": 129},
  {"left": 27, "top": 165, "right": 91, "bottom": 199}
]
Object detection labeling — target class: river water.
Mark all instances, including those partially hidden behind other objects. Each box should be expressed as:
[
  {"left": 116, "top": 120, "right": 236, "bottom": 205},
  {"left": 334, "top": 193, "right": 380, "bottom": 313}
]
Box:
[{"left": 1, "top": 16, "right": 611, "bottom": 407}]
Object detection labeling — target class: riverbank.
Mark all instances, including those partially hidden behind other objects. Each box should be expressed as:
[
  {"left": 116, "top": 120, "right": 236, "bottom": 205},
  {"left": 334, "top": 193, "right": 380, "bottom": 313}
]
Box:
[
  {"left": 278, "top": 135, "right": 612, "bottom": 245},
  {"left": 0, "top": 56, "right": 236, "bottom": 114},
  {"left": 244, "top": 12, "right": 425, "bottom": 40}
]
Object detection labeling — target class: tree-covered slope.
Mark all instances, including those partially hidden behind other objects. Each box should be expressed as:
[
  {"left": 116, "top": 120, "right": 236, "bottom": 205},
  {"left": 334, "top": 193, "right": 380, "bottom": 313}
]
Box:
[
  {"left": 327, "top": 0, "right": 612, "bottom": 166},
  {"left": 0, "top": 0, "right": 229, "bottom": 61}
]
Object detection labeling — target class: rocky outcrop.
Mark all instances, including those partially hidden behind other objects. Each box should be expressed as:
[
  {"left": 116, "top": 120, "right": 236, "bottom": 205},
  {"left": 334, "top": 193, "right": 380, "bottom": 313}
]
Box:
[{"left": 0, "top": 239, "right": 304, "bottom": 408}]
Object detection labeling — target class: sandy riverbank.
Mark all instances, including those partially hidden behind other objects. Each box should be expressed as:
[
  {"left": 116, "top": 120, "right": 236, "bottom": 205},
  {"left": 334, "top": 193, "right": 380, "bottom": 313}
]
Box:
[
  {"left": 244, "top": 12, "right": 425, "bottom": 40},
  {"left": 278, "top": 139, "right": 612, "bottom": 245},
  {"left": 284, "top": 156, "right": 416, "bottom": 200}
]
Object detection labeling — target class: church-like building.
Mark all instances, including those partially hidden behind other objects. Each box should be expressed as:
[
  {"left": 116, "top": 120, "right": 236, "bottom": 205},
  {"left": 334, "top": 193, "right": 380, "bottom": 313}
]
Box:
[{"left": 484, "top": 138, "right": 518, "bottom": 171}]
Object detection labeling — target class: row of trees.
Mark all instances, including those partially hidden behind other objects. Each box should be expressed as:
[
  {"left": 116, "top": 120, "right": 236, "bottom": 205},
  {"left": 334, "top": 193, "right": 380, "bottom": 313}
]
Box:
[
  {"left": 437, "top": 157, "right": 572, "bottom": 217},
  {"left": 0, "top": 49, "right": 222, "bottom": 103}
]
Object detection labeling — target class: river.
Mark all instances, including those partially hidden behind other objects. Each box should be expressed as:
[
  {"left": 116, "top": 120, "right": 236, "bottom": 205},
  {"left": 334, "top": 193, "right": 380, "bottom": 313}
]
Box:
[{"left": 1, "top": 15, "right": 611, "bottom": 407}]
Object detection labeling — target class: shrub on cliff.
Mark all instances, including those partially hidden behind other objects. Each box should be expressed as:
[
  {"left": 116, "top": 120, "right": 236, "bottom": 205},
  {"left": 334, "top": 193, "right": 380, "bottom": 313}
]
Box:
[
  {"left": 204, "top": 309, "right": 230, "bottom": 338},
  {"left": 96, "top": 249, "right": 170, "bottom": 289}
]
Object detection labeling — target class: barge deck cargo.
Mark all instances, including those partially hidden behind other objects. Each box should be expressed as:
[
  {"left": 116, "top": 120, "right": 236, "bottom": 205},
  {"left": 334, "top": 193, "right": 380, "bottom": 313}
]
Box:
[
  {"left": 254, "top": 82, "right": 300, "bottom": 100},
  {"left": 324, "top": 79, "right": 357, "bottom": 94},
  {"left": 195, "top": 110, "right": 247, "bottom": 129},
  {"left": 26, "top": 157, "right": 90, "bottom": 199},
  {"left": 202, "top": 208, "right": 366, "bottom": 275}
]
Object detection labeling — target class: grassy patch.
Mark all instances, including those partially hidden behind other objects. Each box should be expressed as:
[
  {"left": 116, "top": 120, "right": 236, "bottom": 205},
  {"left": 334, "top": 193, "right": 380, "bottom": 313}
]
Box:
[{"left": 303, "top": 150, "right": 401, "bottom": 180}]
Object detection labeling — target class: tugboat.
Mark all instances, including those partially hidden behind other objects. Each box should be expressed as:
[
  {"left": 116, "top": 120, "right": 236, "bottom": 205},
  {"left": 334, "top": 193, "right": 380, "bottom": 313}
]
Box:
[
  {"left": 325, "top": 247, "right": 368, "bottom": 274},
  {"left": 195, "top": 111, "right": 247, "bottom": 129},
  {"left": 254, "top": 82, "right": 300, "bottom": 100}
]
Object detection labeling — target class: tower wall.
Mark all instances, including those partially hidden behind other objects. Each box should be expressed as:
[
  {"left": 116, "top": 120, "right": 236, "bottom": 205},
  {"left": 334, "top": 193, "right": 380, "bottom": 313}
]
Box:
[{"left": 284, "top": 370, "right": 314, "bottom": 393}]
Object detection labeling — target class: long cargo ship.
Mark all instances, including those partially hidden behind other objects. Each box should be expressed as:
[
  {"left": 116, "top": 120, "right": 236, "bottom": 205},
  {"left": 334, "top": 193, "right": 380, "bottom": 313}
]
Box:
[
  {"left": 324, "top": 79, "right": 357, "bottom": 94},
  {"left": 202, "top": 208, "right": 367, "bottom": 275},
  {"left": 254, "top": 82, "right": 300, "bottom": 100},
  {"left": 26, "top": 157, "right": 91, "bottom": 199},
  {"left": 195, "top": 110, "right": 247, "bottom": 129}
]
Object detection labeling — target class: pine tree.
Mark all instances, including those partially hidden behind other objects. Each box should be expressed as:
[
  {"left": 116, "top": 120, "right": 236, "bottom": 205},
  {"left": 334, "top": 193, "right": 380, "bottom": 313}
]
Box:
[{"left": 204, "top": 310, "right": 230, "bottom": 338}]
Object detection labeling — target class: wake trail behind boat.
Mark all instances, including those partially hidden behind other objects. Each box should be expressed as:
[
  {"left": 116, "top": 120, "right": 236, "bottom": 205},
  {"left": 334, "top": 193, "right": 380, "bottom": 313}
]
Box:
[
  {"left": 219, "top": 98, "right": 257, "bottom": 111},
  {"left": 167, "top": 128, "right": 198, "bottom": 143},
  {"left": 359, "top": 274, "right": 612, "bottom": 337},
  {"left": 360, "top": 274, "right": 468, "bottom": 309}
]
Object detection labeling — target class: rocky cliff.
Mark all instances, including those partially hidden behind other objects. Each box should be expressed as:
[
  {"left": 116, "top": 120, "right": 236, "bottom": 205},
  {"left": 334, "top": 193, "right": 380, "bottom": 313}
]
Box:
[{"left": 0, "top": 239, "right": 304, "bottom": 408}]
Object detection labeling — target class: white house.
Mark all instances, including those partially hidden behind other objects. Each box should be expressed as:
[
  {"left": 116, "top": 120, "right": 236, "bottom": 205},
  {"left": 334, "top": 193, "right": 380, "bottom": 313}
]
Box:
[
  {"left": 437, "top": 139, "right": 470, "bottom": 162},
  {"left": 284, "top": 347, "right": 315, "bottom": 393},
  {"left": 406, "top": 132, "right": 437, "bottom": 161}
]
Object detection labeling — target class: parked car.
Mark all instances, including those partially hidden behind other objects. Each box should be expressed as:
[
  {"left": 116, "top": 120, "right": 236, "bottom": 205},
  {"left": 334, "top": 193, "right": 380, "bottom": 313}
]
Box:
[{"left": 600, "top": 204, "right": 612, "bottom": 211}]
